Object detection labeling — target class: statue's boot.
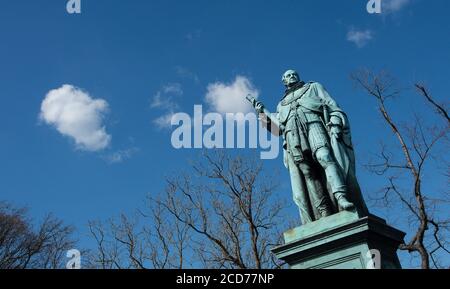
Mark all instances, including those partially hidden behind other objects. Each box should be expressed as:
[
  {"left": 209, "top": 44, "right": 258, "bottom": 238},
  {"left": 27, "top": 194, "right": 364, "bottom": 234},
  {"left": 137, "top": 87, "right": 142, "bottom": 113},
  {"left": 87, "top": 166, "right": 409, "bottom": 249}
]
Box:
[
  {"left": 314, "top": 197, "right": 332, "bottom": 218},
  {"left": 304, "top": 175, "right": 333, "bottom": 218},
  {"left": 334, "top": 192, "right": 355, "bottom": 210},
  {"left": 318, "top": 207, "right": 332, "bottom": 218}
]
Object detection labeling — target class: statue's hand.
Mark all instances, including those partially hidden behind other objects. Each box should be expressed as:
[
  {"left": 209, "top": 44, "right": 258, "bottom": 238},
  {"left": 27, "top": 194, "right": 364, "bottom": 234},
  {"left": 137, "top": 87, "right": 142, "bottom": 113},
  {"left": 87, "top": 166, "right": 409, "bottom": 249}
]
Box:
[
  {"left": 329, "top": 124, "right": 343, "bottom": 139},
  {"left": 327, "top": 115, "right": 343, "bottom": 139},
  {"left": 246, "top": 94, "right": 265, "bottom": 114},
  {"left": 254, "top": 101, "right": 265, "bottom": 114}
]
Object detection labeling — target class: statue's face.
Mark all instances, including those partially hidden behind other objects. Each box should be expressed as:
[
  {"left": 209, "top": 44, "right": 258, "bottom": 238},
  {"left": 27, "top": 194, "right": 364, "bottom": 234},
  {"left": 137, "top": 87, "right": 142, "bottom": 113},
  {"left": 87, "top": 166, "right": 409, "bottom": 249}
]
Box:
[{"left": 282, "top": 70, "right": 300, "bottom": 87}]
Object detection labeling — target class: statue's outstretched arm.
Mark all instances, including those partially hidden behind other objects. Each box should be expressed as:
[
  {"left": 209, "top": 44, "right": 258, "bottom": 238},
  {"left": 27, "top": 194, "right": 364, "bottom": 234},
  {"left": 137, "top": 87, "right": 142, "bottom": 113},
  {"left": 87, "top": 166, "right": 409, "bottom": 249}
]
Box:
[{"left": 246, "top": 95, "right": 282, "bottom": 136}]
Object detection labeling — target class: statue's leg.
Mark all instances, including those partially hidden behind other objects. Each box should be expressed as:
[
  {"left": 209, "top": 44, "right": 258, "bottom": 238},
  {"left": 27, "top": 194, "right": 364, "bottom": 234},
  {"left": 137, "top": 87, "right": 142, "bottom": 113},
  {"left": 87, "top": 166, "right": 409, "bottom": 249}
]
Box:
[
  {"left": 286, "top": 152, "right": 314, "bottom": 224},
  {"left": 306, "top": 122, "right": 354, "bottom": 210},
  {"left": 315, "top": 147, "right": 354, "bottom": 210},
  {"left": 297, "top": 161, "right": 332, "bottom": 218}
]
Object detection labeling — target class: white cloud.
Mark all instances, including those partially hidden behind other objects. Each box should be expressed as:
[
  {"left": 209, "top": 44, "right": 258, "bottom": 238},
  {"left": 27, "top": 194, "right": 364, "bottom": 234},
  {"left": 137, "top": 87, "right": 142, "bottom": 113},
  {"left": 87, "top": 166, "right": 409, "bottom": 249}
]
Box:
[
  {"left": 162, "top": 83, "right": 183, "bottom": 95},
  {"left": 346, "top": 28, "right": 373, "bottom": 48},
  {"left": 175, "top": 66, "right": 199, "bottom": 83},
  {"left": 383, "top": 0, "right": 410, "bottom": 13},
  {"left": 153, "top": 112, "right": 176, "bottom": 129},
  {"left": 205, "top": 76, "right": 258, "bottom": 115},
  {"left": 151, "top": 83, "right": 183, "bottom": 129},
  {"left": 103, "top": 147, "right": 139, "bottom": 164},
  {"left": 184, "top": 29, "right": 202, "bottom": 41},
  {"left": 151, "top": 83, "right": 182, "bottom": 110},
  {"left": 39, "top": 84, "right": 111, "bottom": 151}
]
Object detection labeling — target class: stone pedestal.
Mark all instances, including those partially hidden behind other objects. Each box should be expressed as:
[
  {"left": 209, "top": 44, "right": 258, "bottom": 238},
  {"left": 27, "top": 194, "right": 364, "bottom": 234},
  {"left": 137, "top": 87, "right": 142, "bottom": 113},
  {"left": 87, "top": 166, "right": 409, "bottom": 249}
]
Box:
[{"left": 272, "top": 211, "right": 406, "bottom": 269}]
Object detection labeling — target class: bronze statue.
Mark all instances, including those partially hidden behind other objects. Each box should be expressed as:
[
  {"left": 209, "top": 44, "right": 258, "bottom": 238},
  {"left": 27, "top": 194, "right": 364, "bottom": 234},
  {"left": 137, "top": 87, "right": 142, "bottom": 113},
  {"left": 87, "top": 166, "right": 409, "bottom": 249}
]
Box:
[{"left": 248, "top": 69, "right": 368, "bottom": 224}]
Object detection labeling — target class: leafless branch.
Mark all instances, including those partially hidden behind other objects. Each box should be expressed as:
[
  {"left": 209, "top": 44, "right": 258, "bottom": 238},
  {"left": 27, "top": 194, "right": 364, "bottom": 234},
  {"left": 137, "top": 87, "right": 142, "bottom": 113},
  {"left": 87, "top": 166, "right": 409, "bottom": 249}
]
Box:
[{"left": 351, "top": 69, "right": 449, "bottom": 269}]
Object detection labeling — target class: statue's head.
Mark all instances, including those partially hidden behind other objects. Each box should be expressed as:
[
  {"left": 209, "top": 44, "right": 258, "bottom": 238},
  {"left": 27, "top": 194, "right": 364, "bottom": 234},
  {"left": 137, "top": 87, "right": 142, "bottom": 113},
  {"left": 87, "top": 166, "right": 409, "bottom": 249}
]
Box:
[{"left": 282, "top": 69, "right": 300, "bottom": 88}]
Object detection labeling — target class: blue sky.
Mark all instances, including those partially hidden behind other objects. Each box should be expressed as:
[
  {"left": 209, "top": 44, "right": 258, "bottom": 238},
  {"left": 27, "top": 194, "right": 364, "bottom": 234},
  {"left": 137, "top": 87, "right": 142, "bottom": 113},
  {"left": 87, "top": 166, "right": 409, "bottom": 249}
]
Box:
[{"left": 0, "top": 0, "right": 449, "bottom": 268}]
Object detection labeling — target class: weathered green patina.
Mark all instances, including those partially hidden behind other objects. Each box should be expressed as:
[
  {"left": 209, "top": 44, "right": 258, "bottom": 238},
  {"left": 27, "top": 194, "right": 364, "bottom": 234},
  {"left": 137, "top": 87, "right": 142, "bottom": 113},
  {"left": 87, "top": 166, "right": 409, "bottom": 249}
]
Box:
[
  {"left": 248, "top": 69, "right": 368, "bottom": 224},
  {"left": 272, "top": 211, "right": 405, "bottom": 269},
  {"left": 248, "top": 70, "right": 405, "bottom": 269}
]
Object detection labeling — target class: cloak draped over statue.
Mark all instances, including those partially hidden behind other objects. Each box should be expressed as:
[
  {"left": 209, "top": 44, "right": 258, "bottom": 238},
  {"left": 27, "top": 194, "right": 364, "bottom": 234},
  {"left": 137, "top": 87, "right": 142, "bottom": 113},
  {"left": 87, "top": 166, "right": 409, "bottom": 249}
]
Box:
[{"left": 310, "top": 82, "right": 368, "bottom": 215}]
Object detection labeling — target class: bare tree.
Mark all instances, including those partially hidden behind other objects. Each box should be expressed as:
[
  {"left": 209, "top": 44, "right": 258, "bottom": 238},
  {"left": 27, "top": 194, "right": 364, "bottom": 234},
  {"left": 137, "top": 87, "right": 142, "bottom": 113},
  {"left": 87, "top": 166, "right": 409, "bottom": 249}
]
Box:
[
  {"left": 350, "top": 69, "right": 450, "bottom": 269},
  {"left": 88, "top": 151, "right": 288, "bottom": 269},
  {"left": 141, "top": 198, "right": 191, "bottom": 269},
  {"left": 87, "top": 200, "right": 191, "bottom": 269},
  {"left": 87, "top": 220, "right": 121, "bottom": 269},
  {"left": 0, "top": 202, "right": 77, "bottom": 269},
  {"left": 153, "top": 151, "right": 287, "bottom": 269}
]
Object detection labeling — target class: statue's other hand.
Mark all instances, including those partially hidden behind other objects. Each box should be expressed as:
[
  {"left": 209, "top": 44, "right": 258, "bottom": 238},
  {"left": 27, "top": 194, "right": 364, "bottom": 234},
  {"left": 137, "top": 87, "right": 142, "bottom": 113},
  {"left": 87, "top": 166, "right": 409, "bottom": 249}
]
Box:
[
  {"left": 329, "top": 124, "right": 343, "bottom": 139},
  {"left": 254, "top": 101, "right": 265, "bottom": 114}
]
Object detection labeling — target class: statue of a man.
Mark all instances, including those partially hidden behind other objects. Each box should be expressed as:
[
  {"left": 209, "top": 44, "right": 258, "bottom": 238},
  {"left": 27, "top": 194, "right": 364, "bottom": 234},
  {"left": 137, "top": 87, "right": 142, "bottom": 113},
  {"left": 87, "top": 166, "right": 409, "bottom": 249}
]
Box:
[{"left": 250, "top": 69, "right": 368, "bottom": 224}]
